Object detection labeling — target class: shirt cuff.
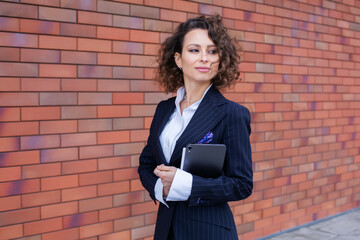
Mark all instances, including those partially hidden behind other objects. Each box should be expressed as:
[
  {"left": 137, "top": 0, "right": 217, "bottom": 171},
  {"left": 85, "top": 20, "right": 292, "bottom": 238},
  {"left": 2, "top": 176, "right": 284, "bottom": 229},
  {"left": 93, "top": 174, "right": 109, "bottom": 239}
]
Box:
[
  {"left": 166, "top": 169, "right": 193, "bottom": 201},
  {"left": 154, "top": 178, "right": 169, "bottom": 208}
]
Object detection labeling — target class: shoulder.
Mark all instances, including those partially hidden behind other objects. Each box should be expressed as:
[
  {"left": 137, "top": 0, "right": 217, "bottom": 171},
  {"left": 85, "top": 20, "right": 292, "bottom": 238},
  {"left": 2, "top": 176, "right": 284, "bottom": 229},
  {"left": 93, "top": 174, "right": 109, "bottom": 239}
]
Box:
[
  {"left": 157, "top": 96, "right": 175, "bottom": 109},
  {"left": 153, "top": 96, "right": 176, "bottom": 117}
]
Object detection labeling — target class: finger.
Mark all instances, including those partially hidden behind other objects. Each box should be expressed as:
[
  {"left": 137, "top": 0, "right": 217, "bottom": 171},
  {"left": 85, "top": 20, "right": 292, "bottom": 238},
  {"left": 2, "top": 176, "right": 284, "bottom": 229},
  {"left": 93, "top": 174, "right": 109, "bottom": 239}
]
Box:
[{"left": 158, "top": 165, "right": 175, "bottom": 172}]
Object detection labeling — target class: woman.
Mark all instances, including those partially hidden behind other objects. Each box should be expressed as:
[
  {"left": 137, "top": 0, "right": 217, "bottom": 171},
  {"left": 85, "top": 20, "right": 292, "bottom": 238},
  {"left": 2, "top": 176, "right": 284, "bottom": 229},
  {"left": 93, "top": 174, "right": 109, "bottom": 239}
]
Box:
[{"left": 138, "top": 15, "right": 253, "bottom": 240}]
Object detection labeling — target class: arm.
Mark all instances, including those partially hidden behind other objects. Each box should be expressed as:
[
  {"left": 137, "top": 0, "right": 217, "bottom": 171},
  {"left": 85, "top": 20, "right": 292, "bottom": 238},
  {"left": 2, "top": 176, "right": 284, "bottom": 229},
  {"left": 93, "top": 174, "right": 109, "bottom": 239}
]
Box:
[
  {"left": 188, "top": 104, "right": 253, "bottom": 207},
  {"left": 138, "top": 103, "right": 163, "bottom": 202}
]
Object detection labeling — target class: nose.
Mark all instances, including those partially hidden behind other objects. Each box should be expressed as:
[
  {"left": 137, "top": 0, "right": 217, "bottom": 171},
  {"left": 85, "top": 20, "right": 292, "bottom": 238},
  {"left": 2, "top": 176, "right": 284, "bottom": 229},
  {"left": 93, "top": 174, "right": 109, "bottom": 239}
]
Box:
[{"left": 200, "top": 51, "right": 208, "bottom": 62}]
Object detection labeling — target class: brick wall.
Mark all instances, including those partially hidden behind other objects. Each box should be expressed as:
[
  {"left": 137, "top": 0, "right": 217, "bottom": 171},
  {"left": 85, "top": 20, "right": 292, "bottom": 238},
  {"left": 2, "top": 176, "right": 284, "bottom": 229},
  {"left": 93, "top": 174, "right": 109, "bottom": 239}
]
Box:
[{"left": 0, "top": 0, "right": 359, "bottom": 239}]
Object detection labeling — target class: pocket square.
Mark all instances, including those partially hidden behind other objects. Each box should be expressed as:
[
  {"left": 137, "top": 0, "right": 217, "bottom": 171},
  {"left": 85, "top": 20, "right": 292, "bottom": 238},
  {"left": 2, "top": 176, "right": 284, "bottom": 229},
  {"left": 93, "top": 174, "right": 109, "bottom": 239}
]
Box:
[{"left": 197, "top": 131, "right": 213, "bottom": 144}]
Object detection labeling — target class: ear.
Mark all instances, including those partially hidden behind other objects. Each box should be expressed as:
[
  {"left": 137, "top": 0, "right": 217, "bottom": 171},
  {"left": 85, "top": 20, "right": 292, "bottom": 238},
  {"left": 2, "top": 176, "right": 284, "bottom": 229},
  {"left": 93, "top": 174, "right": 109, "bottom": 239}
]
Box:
[{"left": 174, "top": 52, "right": 182, "bottom": 69}]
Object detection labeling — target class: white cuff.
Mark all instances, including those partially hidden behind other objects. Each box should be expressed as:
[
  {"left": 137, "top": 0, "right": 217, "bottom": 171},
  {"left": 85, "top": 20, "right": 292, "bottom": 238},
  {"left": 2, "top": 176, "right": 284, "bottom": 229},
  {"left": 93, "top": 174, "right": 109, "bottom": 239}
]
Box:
[
  {"left": 154, "top": 178, "right": 169, "bottom": 208},
  {"left": 166, "top": 169, "right": 193, "bottom": 201}
]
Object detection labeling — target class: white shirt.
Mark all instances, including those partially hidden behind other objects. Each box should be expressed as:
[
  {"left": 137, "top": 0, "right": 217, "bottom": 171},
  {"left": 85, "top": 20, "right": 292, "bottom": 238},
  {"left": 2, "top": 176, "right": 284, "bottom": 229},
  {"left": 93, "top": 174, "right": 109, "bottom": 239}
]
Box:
[{"left": 155, "top": 85, "right": 212, "bottom": 207}]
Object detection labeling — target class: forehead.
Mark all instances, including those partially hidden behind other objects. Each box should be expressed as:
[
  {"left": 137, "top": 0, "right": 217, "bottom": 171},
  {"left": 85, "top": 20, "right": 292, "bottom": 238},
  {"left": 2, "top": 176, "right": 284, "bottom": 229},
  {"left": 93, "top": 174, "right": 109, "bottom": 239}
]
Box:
[{"left": 183, "top": 29, "right": 215, "bottom": 46}]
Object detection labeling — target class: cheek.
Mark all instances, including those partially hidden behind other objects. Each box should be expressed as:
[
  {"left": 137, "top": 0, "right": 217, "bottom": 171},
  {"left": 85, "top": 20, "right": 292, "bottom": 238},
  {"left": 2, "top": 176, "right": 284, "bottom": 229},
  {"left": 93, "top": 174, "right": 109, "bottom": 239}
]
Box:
[{"left": 211, "top": 62, "right": 220, "bottom": 72}]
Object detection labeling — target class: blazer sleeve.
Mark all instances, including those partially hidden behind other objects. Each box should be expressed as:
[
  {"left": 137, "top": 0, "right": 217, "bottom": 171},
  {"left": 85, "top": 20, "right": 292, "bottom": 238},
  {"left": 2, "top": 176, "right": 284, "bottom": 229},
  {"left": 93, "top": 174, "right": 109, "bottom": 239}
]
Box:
[
  {"left": 188, "top": 103, "right": 253, "bottom": 207},
  {"left": 138, "top": 103, "right": 163, "bottom": 203}
]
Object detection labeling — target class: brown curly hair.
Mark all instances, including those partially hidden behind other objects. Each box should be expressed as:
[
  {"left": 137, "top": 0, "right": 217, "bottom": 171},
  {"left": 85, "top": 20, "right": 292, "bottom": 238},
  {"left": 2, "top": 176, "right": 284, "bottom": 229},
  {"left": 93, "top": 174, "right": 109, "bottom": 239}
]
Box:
[{"left": 156, "top": 15, "right": 241, "bottom": 93}]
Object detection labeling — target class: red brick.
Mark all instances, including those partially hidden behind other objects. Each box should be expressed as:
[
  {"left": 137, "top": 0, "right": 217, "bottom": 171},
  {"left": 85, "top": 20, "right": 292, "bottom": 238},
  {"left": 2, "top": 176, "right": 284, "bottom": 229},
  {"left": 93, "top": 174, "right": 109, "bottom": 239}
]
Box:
[
  {"left": 97, "top": 27, "right": 130, "bottom": 41},
  {"left": 0, "top": 107, "right": 20, "bottom": 122},
  {"left": 62, "top": 159, "right": 97, "bottom": 174},
  {"left": 98, "top": 156, "right": 131, "bottom": 171},
  {"left": 21, "top": 107, "right": 60, "bottom": 121},
  {"left": 78, "top": 38, "right": 112, "bottom": 52},
  {"left": 21, "top": 78, "right": 61, "bottom": 91},
  {"left": 113, "top": 168, "right": 138, "bottom": 182},
  {"left": 22, "top": 163, "right": 61, "bottom": 179},
  {"left": 0, "top": 93, "right": 37, "bottom": 107},
  {"left": 63, "top": 211, "right": 98, "bottom": 229},
  {"left": 22, "top": 190, "right": 60, "bottom": 208},
  {"left": 61, "top": 106, "right": 97, "bottom": 119},
  {"left": 97, "top": 53, "right": 130, "bottom": 66},
  {"left": 114, "top": 142, "right": 144, "bottom": 156},
  {"left": 99, "top": 206, "right": 130, "bottom": 222},
  {"left": 61, "top": 0, "right": 97, "bottom": 11},
  {"left": 98, "top": 181, "right": 130, "bottom": 196},
  {"left": 41, "top": 201, "right": 78, "bottom": 219},
  {"left": 97, "top": 131, "right": 130, "bottom": 145},
  {"left": 20, "top": 135, "right": 59, "bottom": 150},
  {"left": 0, "top": 195, "right": 21, "bottom": 212},
  {"left": 79, "top": 170, "right": 113, "bottom": 186},
  {"left": 131, "top": 179, "right": 144, "bottom": 191},
  {"left": 0, "top": 179, "right": 40, "bottom": 197},
  {"left": 97, "top": 105, "right": 130, "bottom": 118},
  {"left": 42, "top": 228, "right": 79, "bottom": 240},
  {"left": 40, "top": 147, "right": 78, "bottom": 163},
  {"left": 113, "top": 191, "right": 144, "bottom": 207},
  {"left": 39, "top": 6, "right": 76, "bottom": 22},
  {"left": 20, "top": 19, "right": 60, "bottom": 34},
  {"left": 62, "top": 185, "right": 97, "bottom": 202},
  {"left": 61, "top": 78, "right": 97, "bottom": 91},
  {"left": 0, "top": 62, "right": 38, "bottom": 77},
  {"left": 132, "top": 224, "right": 156, "bottom": 240},
  {"left": 113, "top": 67, "right": 144, "bottom": 79},
  {"left": 41, "top": 174, "right": 78, "bottom": 191},
  {"left": 172, "top": 0, "right": 198, "bottom": 12},
  {"left": 0, "top": 16, "right": 19, "bottom": 31},
  {"left": 24, "top": 217, "right": 63, "bottom": 236},
  {"left": 130, "top": 30, "right": 160, "bottom": 43},
  {"left": 60, "top": 23, "right": 96, "bottom": 38},
  {"left": 40, "top": 120, "right": 77, "bottom": 134},
  {"left": 78, "top": 119, "right": 112, "bottom": 132},
  {"left": 99, "top": 230, "right": 131, "bottom": 240},
  {"left": 98, "top": 0, "right": 129, "bottom": 15},
  {"left": 80, "top": 221, "right": 113, "bottom": 239},
  {"left": 39, "top": 64, "right": 77, "bottom": 78},
  {"left": 61, "top": 51, "right": 97, "bottom": 65},
  {"left": 0, "top": 150, "right": 39, "bottom": 167},
  {"left": 79, "top": 196, "right": 113, "bottom": 213},
  {"left": 0, "top": 122, "right": 38, "bottom": 137},
  {"left": 0, "top": 2, "right": 37, "bottom": 18},
  {"left": 78, "top": 65, "right": 112, "bottom": 78},
  {"left": 78, "top": 93, "right": 112, "bottom": 105},
  {"left": 113, "top": 41, "right": 143, "bottom": 54},
  {"left": 21, "top": 0, "right": 59, "bottom": 6},
  {"left": 113, "top": 117, "right": 144, "bottom": 130},
  {"left": 61, "top": 132, "right": 96, "bottom": 147},
  {"left": 0, "top": 207, "right": 40, "bottom": 226},
  {"left": 39, "top": 35, "right": 76, "bottom": 50},
  {"left": 114, "top": 215, "right": 144, "bottom": 231},
  {"left": 0, "top": 47, "right": 19, "bottom": 61},
  {"left": 0, "top": 224, "right": 23, "bottom": 239}
]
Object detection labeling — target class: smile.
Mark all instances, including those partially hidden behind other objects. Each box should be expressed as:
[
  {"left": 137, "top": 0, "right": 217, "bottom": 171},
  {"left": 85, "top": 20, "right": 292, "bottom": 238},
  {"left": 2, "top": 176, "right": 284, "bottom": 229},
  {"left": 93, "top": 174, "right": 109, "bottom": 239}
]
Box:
[{"left": 196, "top": 67, "right": 210, "bottom": 73}]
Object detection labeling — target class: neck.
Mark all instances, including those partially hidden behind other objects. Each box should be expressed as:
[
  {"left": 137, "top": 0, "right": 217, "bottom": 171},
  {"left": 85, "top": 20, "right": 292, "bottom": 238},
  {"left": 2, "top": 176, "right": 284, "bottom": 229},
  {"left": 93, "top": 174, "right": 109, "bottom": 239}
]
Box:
[{"left": 183, "top": 82, "right": 211, "bottom": 105}]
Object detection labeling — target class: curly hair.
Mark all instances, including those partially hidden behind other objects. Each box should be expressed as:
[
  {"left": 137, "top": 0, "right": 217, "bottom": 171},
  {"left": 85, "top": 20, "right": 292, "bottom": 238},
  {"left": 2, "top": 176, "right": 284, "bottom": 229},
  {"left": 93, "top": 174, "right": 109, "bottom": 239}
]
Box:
[{"left": 156, "top": 15, "right": 242, "bottom": 93}]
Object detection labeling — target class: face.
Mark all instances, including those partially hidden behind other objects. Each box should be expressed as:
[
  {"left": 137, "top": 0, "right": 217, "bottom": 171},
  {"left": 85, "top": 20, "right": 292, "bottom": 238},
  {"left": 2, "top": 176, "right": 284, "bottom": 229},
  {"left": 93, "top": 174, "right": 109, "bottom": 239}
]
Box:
[{"left": 175, "top": 29, "right": 220, "bottom": 86}]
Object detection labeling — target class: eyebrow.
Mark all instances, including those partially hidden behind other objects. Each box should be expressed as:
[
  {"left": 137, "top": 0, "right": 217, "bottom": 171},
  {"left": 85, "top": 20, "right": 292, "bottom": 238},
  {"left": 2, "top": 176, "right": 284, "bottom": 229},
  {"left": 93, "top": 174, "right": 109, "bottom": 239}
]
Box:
[{"left": 186, "top": 44, "right": 217, "bottom": 48}]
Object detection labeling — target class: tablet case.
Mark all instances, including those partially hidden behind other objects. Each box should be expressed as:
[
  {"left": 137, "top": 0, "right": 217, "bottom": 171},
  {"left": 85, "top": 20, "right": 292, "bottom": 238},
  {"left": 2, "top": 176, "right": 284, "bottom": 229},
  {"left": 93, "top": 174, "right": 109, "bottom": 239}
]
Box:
[{"left": 180, "top": 144, "right": 226, "bottom": 178}]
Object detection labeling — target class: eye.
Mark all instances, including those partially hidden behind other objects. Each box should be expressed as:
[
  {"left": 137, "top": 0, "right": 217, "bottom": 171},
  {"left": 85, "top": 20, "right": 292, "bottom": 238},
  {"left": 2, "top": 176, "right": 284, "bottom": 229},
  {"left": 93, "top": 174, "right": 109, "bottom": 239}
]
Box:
[
  {"left": 208, "top": 49, "right": 218, "bottom": 54},
  {"left": 188, "top": 49, "right": 199, "bottom": 53}
]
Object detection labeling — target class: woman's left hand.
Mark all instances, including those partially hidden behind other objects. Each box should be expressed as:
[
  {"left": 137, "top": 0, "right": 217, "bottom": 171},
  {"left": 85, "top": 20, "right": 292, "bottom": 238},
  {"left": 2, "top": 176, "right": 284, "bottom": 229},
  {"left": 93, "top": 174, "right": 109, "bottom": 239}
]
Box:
[{"left": 153, "top": 164, "right": 177, "bottom": 197}]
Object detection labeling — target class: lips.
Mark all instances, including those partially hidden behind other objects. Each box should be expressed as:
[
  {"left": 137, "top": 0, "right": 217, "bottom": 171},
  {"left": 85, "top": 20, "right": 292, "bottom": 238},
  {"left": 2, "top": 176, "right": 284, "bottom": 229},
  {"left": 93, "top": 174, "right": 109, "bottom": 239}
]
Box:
[{"left": 195, "top": 67, "right": 210, "bottom": 73}]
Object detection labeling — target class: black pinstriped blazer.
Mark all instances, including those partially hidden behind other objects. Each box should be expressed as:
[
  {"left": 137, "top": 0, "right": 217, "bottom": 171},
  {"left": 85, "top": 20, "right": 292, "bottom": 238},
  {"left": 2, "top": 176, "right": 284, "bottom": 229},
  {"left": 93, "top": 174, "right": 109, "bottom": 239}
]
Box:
[{"left": 138, "top": 86, "right": 253, "bottom": 240}]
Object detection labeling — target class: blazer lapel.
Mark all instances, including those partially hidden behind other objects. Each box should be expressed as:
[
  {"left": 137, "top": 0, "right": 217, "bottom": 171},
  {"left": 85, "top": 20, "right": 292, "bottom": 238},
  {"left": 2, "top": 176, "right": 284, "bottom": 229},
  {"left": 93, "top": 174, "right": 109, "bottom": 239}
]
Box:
[
  {"left": 169, "top": 86, "right": 227, "bottom": 165},
  {"left": 153, "top": 98, "right": 176, "bottom": 165}
]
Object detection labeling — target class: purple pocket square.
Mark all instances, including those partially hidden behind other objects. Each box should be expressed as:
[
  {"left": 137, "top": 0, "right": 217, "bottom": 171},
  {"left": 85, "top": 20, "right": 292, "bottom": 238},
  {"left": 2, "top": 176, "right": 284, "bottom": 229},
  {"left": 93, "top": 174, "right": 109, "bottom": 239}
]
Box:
[{"left": 197, "top": 132, "right": 213, "bottom": 144}]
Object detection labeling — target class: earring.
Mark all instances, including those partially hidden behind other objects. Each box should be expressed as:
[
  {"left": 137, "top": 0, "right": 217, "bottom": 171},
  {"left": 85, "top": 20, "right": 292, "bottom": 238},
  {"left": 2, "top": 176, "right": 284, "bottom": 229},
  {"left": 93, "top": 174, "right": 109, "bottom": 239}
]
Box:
[{"left": 179, "top": 67, "right": 182, "bottom": 70}]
